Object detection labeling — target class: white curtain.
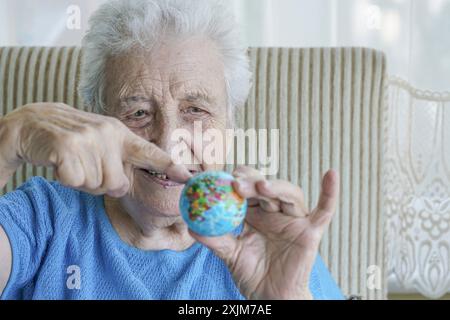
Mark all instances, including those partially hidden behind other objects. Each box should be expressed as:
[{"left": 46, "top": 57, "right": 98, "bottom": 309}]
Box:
[
  {"left": 386, "top": 78, "right": 450, "bottom": 298},
  {"left": 1, "top": 0, "right": 450, "bottom": 298},
  {"left": 231, "top": 0, "right": 450, "bottom": 92}
]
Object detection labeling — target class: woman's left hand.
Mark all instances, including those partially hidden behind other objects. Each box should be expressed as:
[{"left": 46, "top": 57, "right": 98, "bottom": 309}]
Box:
[{"left": 189, "top": 166, "right": 339, "bottom": 300}]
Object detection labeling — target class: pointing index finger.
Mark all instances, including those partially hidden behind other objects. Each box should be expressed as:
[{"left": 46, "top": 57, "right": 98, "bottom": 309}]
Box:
[{"left": 123, "top": 131, "right": 192, "bottom": 183}]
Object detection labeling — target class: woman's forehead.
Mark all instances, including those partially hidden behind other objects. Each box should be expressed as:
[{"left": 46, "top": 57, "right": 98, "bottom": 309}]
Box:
[{"left": 105, "top": 39, "right": 226, "bottom": 96}]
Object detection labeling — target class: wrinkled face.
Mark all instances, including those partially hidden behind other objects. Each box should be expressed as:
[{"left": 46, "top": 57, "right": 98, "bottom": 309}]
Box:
[{"left": 104, "top": 37, "right": 229, "bottom": 218}]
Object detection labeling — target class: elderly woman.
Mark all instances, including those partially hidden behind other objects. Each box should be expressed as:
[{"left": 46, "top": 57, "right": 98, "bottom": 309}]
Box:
[{"left": 0, "top": 0, "right": 343, "bottom": 300}]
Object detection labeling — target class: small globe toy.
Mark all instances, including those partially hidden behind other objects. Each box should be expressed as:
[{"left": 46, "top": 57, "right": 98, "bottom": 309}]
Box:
[{"left": 179, "top": 171, "right": 247, "bottom": 237}]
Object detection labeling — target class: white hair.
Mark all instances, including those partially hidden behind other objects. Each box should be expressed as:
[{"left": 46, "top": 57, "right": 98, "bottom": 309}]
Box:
[{"left": 79, "top": 0, "right": 252, "bottom": 116}]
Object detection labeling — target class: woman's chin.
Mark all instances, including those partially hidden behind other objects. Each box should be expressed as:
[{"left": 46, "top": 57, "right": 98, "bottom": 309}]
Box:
[{"left": 132, "top": 174, "right": 184, "bottom": 217}]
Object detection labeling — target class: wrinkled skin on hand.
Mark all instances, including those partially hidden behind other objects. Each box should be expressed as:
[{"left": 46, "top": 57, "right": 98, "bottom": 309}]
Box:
[{"left": 0, "top": 102, "right": 191, "bottom": 197}]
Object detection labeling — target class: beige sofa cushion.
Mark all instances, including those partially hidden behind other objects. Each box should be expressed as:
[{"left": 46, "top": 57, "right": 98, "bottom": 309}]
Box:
[{"left": 0, "top": 46, "right": 387, "bottom": 299}]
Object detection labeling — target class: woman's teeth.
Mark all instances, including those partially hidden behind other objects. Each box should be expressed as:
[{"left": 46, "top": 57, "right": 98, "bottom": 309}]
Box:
[
  {"left": 148, "top": 170, "right": 168, "bottom": 180},
  {"left": 146, "top": 169, "right": 198, "bottom": 180}
]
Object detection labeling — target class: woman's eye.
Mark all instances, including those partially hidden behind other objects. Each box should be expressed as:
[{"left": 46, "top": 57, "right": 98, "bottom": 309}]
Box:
[
  {"left": 186, "top": 106, "right": 206, "bottom": 114},
  {"left": 133, "top": 110, "right": 147, "bottom": 118}
]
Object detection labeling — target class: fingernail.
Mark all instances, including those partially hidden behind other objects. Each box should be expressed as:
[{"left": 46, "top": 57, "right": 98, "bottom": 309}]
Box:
[
  {"left": 166, "top": 164, "right": 192, "bottom": 183},
  {"left": 232, "top": 180, "right": 242, "bottom": 192},
  {"left": 235, "top": 179, "right": 250, "bottom": 192},
  {"left": 233, "top": 172, "right": 246, "bottom": 179}
]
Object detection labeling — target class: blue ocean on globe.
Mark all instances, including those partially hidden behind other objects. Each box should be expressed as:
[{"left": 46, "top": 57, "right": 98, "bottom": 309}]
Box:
[{"left": 179, "top": 171, "right": 247, "bottom": 237}]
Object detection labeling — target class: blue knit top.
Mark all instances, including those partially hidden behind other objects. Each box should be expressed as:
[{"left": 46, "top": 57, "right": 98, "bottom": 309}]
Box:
[{"left": 0, "top": 177, "right": 343, "bottom": 300}]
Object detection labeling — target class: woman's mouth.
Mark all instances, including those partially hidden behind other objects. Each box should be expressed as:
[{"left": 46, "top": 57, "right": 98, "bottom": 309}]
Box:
[{"left": 139, "top": 169, "right": 197, "bottom": 189}]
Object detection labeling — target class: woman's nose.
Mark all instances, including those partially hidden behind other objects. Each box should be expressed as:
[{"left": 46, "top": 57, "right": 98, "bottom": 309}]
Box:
[{"left": 149, "top": 118, "right": 181, "bottom": 155}]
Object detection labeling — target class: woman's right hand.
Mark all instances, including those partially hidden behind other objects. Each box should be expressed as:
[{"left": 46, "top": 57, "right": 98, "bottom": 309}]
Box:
[{"left": 0, "top": 103, "right": 191, "bottom": 197}]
